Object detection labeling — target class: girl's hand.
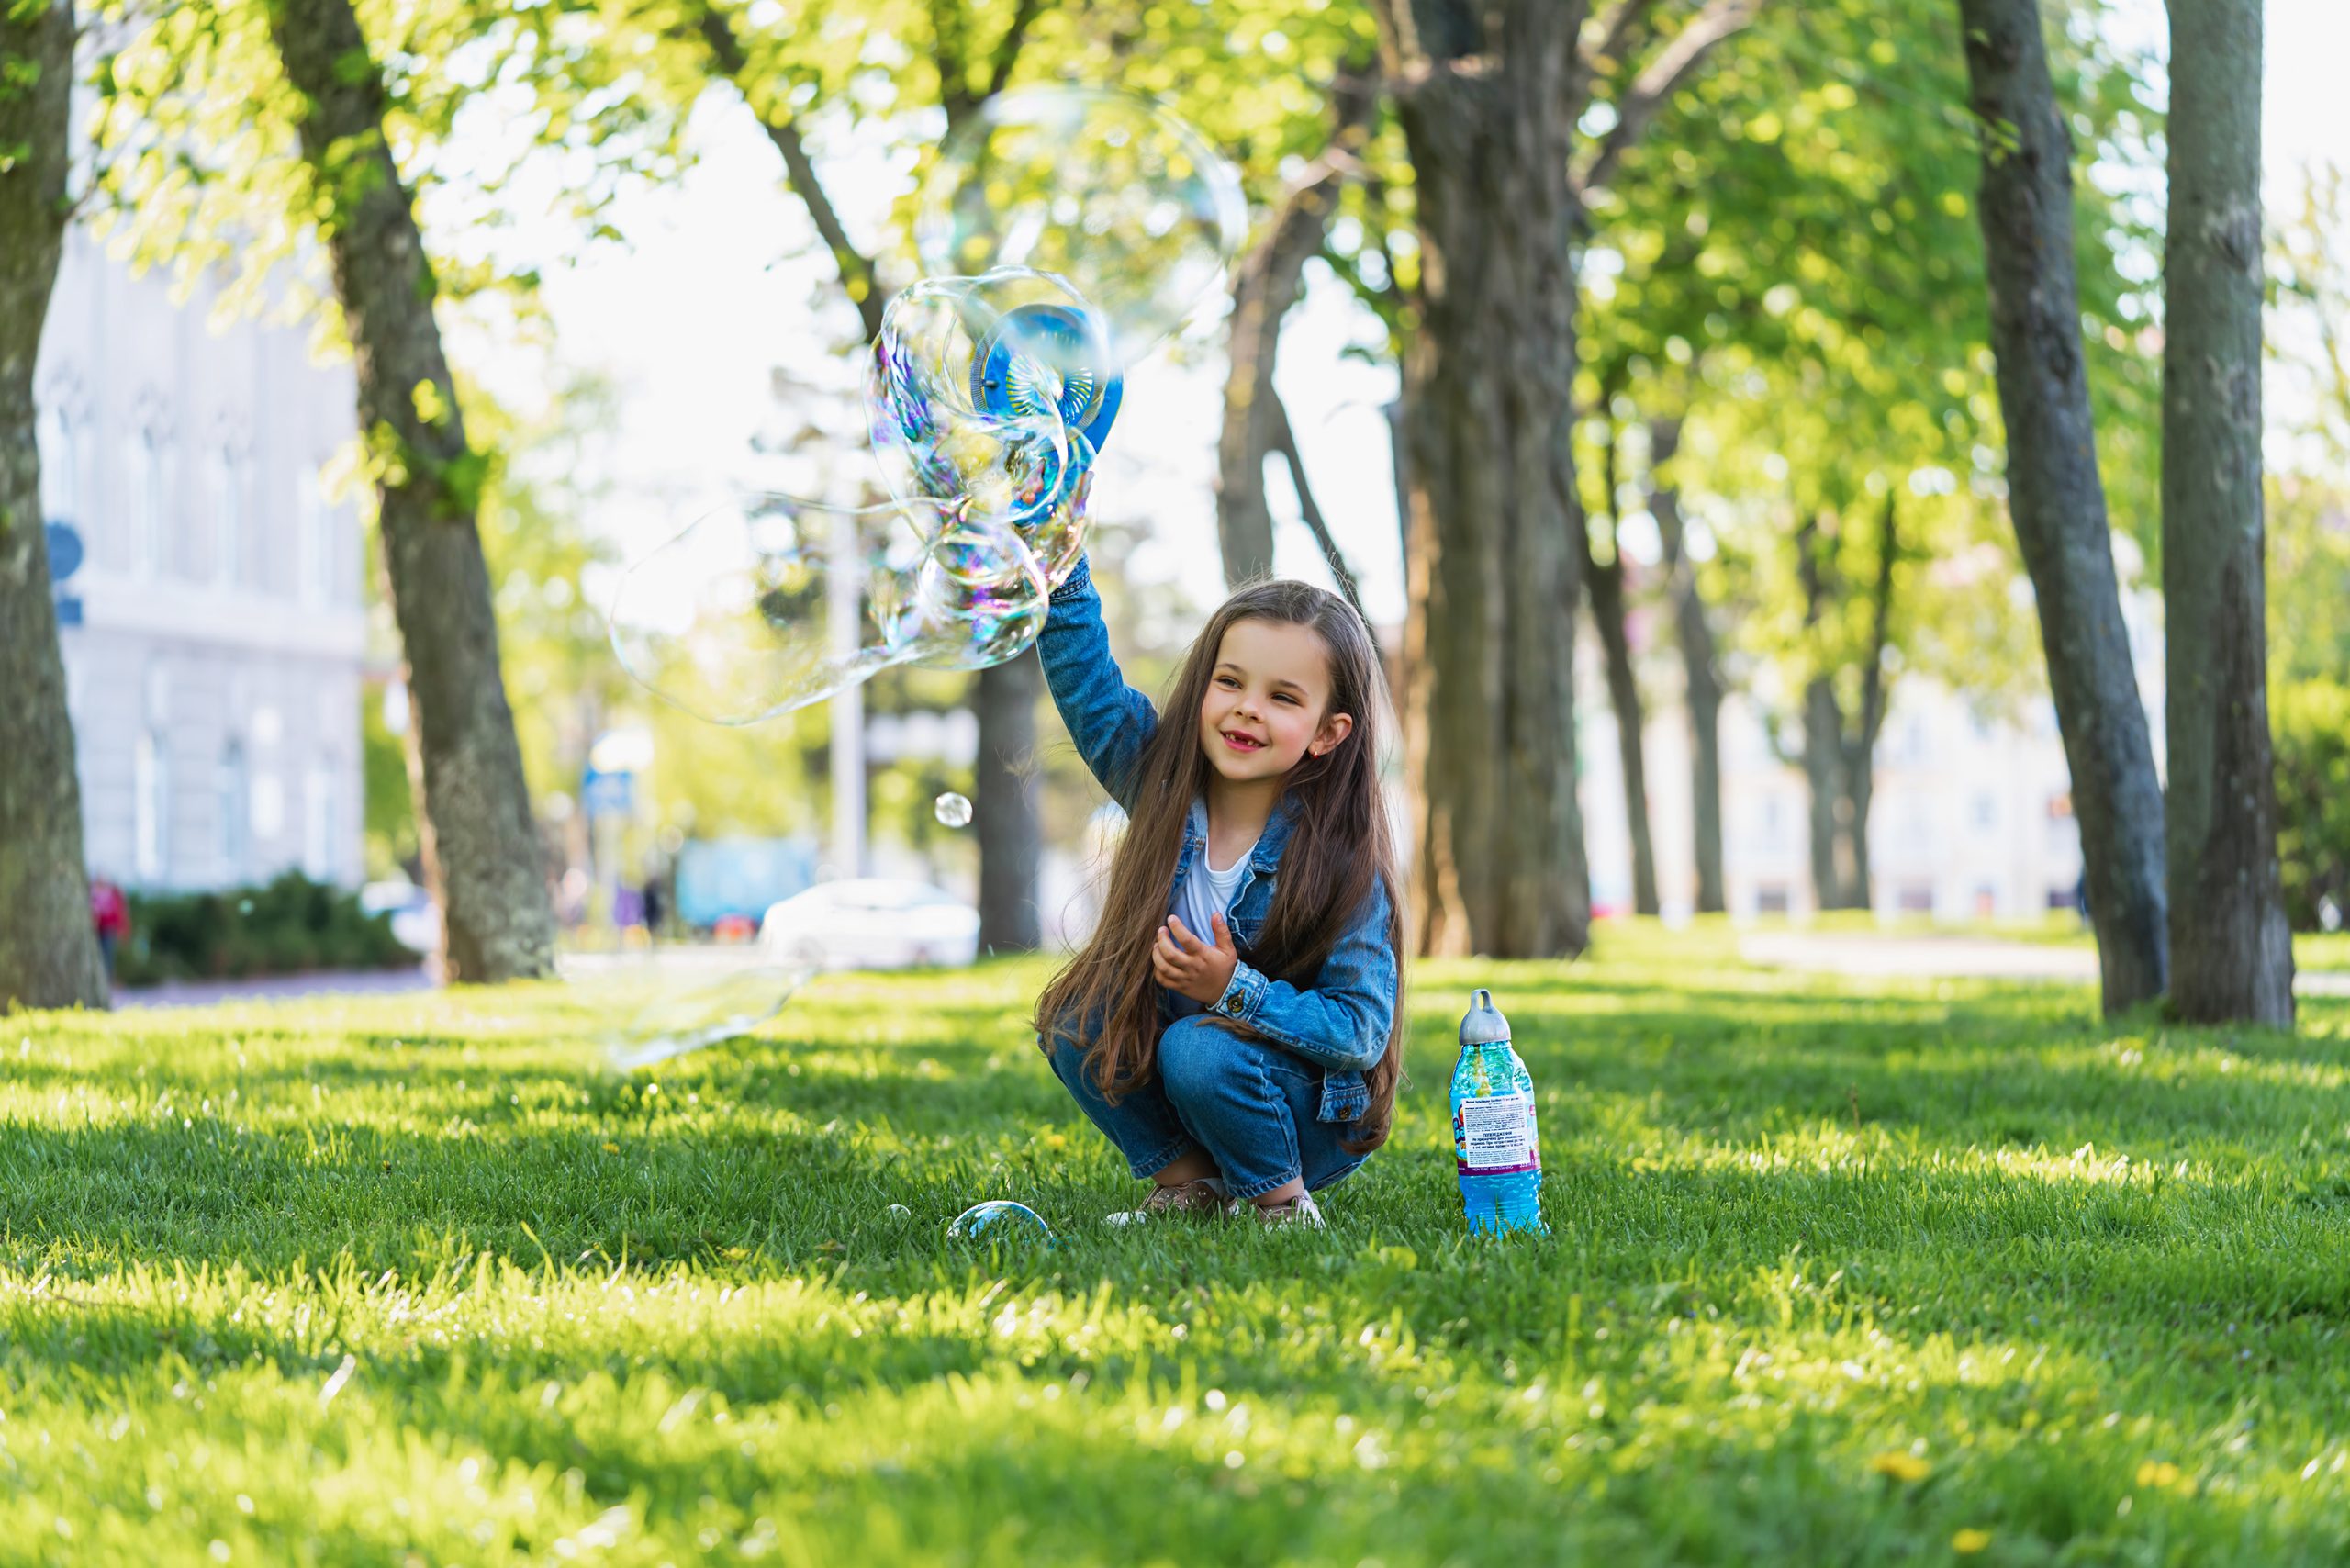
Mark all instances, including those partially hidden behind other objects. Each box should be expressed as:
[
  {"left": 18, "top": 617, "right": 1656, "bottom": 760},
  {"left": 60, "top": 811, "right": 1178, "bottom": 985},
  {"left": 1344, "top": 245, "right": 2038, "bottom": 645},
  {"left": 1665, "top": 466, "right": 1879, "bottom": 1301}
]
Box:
[{"left": 1154, "top": 913, "right": 1239, "bottom": 1008}]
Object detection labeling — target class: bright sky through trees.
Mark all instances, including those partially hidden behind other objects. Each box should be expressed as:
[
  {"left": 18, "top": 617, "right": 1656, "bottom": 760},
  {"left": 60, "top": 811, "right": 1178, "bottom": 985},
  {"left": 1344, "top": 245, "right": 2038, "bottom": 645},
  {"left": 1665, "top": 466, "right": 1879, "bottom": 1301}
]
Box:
[{"left": 450, "top": 0, "right": 2346, "bottom": 633}]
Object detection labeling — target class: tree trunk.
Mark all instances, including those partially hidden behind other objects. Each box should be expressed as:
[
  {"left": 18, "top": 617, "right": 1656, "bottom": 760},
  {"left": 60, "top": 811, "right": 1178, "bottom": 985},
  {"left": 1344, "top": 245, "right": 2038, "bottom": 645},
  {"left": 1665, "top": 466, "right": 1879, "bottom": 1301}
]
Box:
[
  {"left": 972, "top": 651, "right": 1042, "bottom": 950},
  {"left": 1795, "top": 517, "right": 1861, "bottom": 911},
  {"left": 2161, "top": 0, "right": 2293, "bottom": 1024},
  {"left": 1213, "top": 72, "right": 1375, "bottom": 590},
  {"left": 1388, "top": 0, "right": 1590, "bottom": 958},
  {"left": 1578, "top": 431, "right": 1659, "bottom": 917},
  {"left": 1214, "top": 164, "right": 1342, "bottom": 588},
  {"left": 1802, "top": 677, "right": 1850, "bottom": 911},
  {"left": 698, "top": 3, "right": 1044, "bottom": 948},
  {"left": 1651, "top": 422, "right": 1724, "bottom": 914},
  {"left": 270, "top": 0, "right": 556, "bottom": 982},
  {"left": 1838, "top": 494, "right": 1900, "bottom": 912},
  {"left": 0, "top": 0, "right": 106, "bottom": 1011},
  {"left": 1958, "top": 0, "right": 2170, "bottom": 1014}
]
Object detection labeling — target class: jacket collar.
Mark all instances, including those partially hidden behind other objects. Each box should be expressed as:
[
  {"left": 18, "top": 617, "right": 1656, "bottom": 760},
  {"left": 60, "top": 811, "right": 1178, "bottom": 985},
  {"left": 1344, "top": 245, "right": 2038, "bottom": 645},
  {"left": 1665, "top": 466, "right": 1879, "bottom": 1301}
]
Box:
[{"left": 1184, "top": 792, "right": 1300, "bottom": 871}]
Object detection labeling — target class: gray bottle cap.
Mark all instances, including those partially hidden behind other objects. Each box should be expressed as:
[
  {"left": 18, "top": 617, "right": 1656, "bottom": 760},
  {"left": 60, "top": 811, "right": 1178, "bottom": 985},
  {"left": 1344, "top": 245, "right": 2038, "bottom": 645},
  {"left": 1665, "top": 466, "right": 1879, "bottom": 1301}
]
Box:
[{"left": 1459, "top": 987, "right": 1511, "bottom": 1046}]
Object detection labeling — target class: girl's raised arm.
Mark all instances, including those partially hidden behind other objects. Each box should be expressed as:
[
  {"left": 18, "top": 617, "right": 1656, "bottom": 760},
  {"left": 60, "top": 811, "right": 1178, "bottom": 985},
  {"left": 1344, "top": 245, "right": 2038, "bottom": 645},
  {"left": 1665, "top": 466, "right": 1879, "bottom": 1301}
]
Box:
[{"left": 1037, "top": 554, "right": 1160, "bottom": 812}]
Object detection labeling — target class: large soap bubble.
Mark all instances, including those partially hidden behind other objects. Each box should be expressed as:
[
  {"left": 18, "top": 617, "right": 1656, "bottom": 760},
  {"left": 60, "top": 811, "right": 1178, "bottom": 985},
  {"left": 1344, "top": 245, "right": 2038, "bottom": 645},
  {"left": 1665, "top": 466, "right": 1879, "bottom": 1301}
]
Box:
[
  {"left": 603, "top": 958, "right": 819, "bottom": 1072},
  {"left": 614, "top": 92, "right": 1241, "bottom": 727},
  {"left": 916, "top": 88, "right": 1248, "bottom": 366},
  {"left": 609, "top": 489, "right": 1049, "bottom": 725},
  {"left": 867, "top": 271, "right": 1107, "bottom": 590}
]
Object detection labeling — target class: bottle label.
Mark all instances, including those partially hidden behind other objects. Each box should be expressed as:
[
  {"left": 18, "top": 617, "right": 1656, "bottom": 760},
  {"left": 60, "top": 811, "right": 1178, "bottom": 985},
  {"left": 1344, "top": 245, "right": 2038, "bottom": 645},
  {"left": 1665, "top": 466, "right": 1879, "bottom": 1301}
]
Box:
[{"left": 1454, "top": 1092, "right": 1537, "bottom": 1175}]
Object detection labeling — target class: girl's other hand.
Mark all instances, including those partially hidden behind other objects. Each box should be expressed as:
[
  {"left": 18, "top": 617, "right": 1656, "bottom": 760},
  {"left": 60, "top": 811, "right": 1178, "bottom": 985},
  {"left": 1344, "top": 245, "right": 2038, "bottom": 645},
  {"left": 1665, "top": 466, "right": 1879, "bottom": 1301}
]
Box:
[{"left": 1153, "top": 913, "right": 1240, "bottom": 1007}]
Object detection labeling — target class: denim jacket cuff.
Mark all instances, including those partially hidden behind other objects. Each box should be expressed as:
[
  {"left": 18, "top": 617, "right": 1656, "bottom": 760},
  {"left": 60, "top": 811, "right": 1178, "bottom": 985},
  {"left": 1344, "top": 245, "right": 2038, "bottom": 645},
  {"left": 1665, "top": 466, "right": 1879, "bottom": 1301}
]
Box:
[
  {"left": 1047, "top": 554, "right": 1093, "bottom": 606},
  {"left": 1212, "top": 960, "right": 1269, "bottom": 1024}
]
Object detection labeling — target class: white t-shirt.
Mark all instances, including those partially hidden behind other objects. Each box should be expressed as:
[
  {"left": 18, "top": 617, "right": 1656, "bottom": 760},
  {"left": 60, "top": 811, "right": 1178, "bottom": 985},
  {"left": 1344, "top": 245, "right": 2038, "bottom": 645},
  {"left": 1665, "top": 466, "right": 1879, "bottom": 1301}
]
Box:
[{"left": 1168, "top": 834, "right": 1256, "bottom": 1016}]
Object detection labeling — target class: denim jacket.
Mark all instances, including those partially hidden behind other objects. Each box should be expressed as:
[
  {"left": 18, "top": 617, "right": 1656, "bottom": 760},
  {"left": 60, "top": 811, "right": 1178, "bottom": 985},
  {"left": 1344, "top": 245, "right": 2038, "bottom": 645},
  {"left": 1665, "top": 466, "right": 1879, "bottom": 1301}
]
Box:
[{"left": 1038, "top": 555, "right": 1397, "bottom": 1125}]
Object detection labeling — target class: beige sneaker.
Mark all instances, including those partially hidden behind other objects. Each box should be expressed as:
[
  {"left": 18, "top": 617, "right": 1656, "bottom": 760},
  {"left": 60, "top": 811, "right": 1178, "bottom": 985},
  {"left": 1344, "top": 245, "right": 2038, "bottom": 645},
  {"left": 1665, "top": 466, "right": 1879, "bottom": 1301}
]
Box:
[
  {"left": 1247, "top": 1192, "right": 1325, "bottom": 1229},
  {"left": 1105, "top": 1178, "right": 1228, "bottom": 1227}
]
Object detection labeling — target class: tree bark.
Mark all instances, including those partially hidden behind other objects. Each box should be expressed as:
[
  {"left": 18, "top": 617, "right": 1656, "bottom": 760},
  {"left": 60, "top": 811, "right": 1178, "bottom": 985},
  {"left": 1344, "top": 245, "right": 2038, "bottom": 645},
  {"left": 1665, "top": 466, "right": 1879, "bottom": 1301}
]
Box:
[
  {"left": 1795, "top": 517, "right": 1863, "bottom": 911},
  {"left": 2161, "top": 0, "right": 2293, "bottom": 1024},
  {"left": 0, "top": 0, "right": 107, "bottom": 1010},
  {"left": 971, "top": 648, "right": 1042, "bottom": 950},
  {"left": 1958, "top": 0, "right": 2170, "bottom": 1014},
  {"left": 1215, "top": 165, "right": 1341, "bottom": 587},
  {"left": 1578, "top": 429, "right": 1659, "bottom": 916},
  {"left": 1651, "top": 421, "right": 1724, "bottom": 913},
  {"left": 269, "top": 0, "right": 556, "bottom": 981},
  {"left": 699, "top": 1, "right": 1046, "bottom": 949},
  {"left": 1213, "top": 73, "right": 1373, "bottom": 588},
  {"left": 1382, "top": 0, "right": 1590, "bottom": 958},
  {"left": 1839, "top": 493, "right": 1900, "bottom": 910}
]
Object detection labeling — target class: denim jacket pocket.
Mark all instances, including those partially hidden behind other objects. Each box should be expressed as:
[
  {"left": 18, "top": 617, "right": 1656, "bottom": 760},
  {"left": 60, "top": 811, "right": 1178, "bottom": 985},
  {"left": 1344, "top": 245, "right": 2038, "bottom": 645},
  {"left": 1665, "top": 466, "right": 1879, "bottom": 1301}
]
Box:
[{"left": 1315, "top": 1068, "right": 1370, "bottom": 1125}]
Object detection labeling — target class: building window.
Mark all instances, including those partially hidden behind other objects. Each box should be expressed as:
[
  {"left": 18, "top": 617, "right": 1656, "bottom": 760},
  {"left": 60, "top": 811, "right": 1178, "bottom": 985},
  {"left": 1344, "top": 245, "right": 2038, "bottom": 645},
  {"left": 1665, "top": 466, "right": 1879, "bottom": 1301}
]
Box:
[
  {"left": 127, "top": 429, "right": 171, "bottom": 576},
  {"left": 1756, "top": 883, "right": 1792, "bottom": 915},
  {"left": 1897, "top": 881, "right": 1935, "bottom": 914},
  {"left": 38, "top": 406, "right": 77, "bottom": 521},
  {"left": 299, "top": 470, "right": 337, "bottom": 605},
  {"left": 135, "top": 727, "right": 171, "bottom": 884},
  {"left": 305, "top": 765, "right": 335, "bottom": 880},
  {"left": 209, "top": 444, "right": 244, "bottom": 587},
  {"left": 218, "top": 741, "right": 249, "bottom": 883},
  {"left": 1972, "top": 792, "right": 1998, "bottom": 833}
]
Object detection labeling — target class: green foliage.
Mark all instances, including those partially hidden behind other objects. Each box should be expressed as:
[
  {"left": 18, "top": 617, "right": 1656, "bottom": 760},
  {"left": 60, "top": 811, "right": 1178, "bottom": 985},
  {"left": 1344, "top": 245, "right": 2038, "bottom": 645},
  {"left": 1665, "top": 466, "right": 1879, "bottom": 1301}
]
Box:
[
  {"left": 2266, "top": 168, "right": 2350, "bottom": 935},
  {"left": 117, "top": 870, "right": 414, "bottom": 984},
  {"left": 7, "top": 930, "right": 2350, "bottom": 1559},
  {"left": 361, "top": 683, "right": 419, "bottom": 879},
  {"left": 2271, "top": 679, "right": 2350, "bottom": 934},
  {"left": 1574, "top": 0, "right": 2160, "bottom": 730}
]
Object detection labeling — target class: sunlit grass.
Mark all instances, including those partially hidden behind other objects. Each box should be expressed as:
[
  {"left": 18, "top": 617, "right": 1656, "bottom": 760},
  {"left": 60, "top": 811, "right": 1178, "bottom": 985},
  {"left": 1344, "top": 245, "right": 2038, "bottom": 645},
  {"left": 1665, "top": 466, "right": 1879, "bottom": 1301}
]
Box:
[{"left": 5, "top": 924, "right": 2348, "bottom": 1563}]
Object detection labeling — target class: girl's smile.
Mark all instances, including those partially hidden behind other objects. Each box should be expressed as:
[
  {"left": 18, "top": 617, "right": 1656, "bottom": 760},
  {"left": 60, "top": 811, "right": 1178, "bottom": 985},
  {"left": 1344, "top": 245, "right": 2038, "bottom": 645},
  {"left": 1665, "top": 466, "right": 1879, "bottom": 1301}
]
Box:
[{"left": 1196, "top": 618, "right": 1354, "bottom": 785}]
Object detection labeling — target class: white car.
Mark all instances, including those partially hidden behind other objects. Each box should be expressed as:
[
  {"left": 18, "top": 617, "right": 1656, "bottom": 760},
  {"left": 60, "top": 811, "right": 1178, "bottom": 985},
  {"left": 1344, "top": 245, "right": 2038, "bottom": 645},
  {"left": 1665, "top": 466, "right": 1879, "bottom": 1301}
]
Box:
[
  {"left": 359, "top": 880, "right": 442, "bottom": 955},
  {"left": 758, "top": 879, "right": 982, "bottom": 971}
]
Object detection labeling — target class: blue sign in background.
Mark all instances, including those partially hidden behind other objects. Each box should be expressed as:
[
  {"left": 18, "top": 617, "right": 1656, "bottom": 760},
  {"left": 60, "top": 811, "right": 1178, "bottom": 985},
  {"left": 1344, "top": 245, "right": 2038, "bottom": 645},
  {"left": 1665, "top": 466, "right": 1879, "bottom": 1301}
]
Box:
[
  {"left": 581, "top": 767, "right": 635, "bottom": 818},
  {"left": 44, "top": 521, "right": 84, "bottom": 582}
]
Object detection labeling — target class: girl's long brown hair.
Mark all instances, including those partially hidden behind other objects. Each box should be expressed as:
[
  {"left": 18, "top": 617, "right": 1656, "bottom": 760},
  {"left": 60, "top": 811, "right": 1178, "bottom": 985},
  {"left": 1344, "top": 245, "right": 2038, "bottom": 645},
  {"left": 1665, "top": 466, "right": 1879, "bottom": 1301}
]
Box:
[{"left": 1035, "top": 580, "right": 1406, "bottom": 1154}]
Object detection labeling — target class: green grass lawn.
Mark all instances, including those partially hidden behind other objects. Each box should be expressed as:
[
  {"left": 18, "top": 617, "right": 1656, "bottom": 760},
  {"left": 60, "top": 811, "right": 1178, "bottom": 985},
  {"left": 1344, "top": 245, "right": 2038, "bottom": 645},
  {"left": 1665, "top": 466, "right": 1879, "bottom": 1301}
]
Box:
[
  {"left": 7, "top": 925, "right": 2350, "bottom": 1566},
  {"left": 2297, "top": 933, "right": 2350, "bottom": 973}
]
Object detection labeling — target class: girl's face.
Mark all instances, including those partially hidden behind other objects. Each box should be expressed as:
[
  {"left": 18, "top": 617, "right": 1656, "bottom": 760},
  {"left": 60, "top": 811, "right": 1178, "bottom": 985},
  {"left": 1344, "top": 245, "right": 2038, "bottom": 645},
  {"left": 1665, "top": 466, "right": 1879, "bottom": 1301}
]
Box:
[{"left": 1196, "top": 618, "right": 1355, "bottom": 785}]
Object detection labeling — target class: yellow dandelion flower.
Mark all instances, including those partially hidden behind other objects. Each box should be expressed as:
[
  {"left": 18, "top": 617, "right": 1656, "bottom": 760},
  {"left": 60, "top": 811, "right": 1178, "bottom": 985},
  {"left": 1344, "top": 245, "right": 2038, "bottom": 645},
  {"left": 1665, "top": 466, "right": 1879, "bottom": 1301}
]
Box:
[
  {"left": 2136, "top": 1461, "right": 2181, "bottom": 1489},
  {"left": 1867, "top": 1450, "right": 1931, "bottom": 1483},
  {"left": 602, "top": 1141, "right": 620, "bottom": 1153},
  {"left": 1952, "top": 1529, "right": 1992, "bottom": 1554}
]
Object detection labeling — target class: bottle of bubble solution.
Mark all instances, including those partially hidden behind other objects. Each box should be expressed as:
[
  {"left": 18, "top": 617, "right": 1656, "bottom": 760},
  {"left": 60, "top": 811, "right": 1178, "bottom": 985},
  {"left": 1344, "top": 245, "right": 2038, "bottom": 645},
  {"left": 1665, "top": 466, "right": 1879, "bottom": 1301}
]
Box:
[{"left": 1450, "top": 988, "right": 1547, "bottom": 1236}]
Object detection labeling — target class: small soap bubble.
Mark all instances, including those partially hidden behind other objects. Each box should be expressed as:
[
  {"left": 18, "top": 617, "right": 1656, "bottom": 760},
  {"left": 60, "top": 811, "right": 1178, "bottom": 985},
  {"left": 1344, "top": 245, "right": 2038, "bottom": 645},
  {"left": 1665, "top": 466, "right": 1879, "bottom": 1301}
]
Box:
[
  {"left": 885, "top": 1204, "right": 912, "bottom": 1219},
  {"left": 934, "top": 792, "right": 974, "bottom": 828},
  {"left": 946, "top": 1201, "right": 1057, "bottom": 1246}
]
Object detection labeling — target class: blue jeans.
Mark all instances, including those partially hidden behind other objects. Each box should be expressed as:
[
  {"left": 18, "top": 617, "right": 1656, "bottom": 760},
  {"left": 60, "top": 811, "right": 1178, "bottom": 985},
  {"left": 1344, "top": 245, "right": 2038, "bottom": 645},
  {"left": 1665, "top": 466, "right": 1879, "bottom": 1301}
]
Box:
[{"left": 1046, "top": 1015, "right": 1371, "bottom": 1203}]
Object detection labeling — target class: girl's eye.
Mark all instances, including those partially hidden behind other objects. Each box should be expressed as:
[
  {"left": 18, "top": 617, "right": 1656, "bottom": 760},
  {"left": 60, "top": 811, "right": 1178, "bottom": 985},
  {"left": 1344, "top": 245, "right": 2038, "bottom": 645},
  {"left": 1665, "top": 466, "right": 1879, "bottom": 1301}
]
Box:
[
  {"left": 1215, "top": 676, "right": 1239, "bottom": 689},
  {"left": 1274, "top": 692, "right": 1299, "bottom": 704}
]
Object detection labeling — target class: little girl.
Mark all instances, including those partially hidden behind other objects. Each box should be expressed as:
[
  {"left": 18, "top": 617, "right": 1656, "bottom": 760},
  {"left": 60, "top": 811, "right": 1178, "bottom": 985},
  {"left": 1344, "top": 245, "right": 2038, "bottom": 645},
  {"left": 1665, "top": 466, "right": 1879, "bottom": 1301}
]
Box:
[{"left": 1034, "top": 554, "right": 1404, "bottom": 1227}]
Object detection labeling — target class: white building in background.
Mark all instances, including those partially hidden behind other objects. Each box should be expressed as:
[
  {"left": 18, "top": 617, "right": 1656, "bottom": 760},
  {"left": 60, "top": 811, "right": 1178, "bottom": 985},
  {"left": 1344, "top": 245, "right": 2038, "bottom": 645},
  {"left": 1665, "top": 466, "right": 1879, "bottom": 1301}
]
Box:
[
  {"left": 1580, "top": 579, "right": 2167, "bottom": 923},
  {"left": 34, "top": 229, "right": 367, "bottom": 892}
]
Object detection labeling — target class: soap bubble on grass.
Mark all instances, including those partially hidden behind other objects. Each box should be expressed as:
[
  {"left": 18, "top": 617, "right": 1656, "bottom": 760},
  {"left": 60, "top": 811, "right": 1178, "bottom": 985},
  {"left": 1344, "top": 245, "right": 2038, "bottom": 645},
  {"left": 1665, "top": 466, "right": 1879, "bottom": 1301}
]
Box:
[{"left": 945, "top": 1200, "right": 1057, "bottom": 1247}]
